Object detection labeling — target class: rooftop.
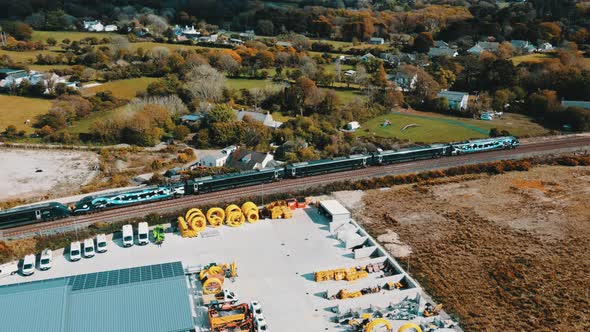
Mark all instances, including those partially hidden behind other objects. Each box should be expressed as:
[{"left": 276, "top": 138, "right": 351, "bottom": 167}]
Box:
[
  {"left": 319, "top": 199, "right": 350, "bottom": 216},
  {"left": 0, "top": 262, "right": 193, "bottom": 332}
]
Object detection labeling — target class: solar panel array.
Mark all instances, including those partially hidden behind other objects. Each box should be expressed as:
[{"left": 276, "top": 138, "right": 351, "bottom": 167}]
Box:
[{"left": 69, "top": 262, "right": 184, "bottom": 292}]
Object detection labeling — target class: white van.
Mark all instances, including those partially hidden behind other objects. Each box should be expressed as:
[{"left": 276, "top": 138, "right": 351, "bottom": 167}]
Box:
[
  {"left": 250, "top": 300, "right": 263, "bottom": 319},
  {"left": 96, "top": 234, "right": 108, "bottom": 253},
  {"left": 138, "top": 222, "right": 149, "bottom": 245},
  {"left": 22, "top": 254, "right": 36, "bottom": 276},
  {"left": 70, "top": 241, "right": 82, "bottom": 261},
  {"left": 39, "top": 249, "right": 53, "bottom": 270},
  {"left": 122, "top": 224, "right": 134, "bottom": 247},
  {"left": 83, "top": 238, "right": 95, "bottom": 258},
  {"left": 0, "top": 261, "right": 19, "bottom": 278},
  {"left": 254, "top": 316, "right": 268, "bottom": 331}
]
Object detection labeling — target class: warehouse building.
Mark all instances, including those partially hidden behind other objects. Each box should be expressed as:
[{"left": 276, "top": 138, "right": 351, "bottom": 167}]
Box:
[{"left": 0, "top": 261, "right": 194, "bottom": 332}]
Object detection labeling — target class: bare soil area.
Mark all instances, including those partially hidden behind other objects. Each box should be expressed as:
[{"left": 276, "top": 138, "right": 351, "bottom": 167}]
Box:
[
  {"left": 0, "top": 149, "right": 99, "bottom": 202},
  {"left": 358, "top": 166, "right": 590, "bottom": 331}
]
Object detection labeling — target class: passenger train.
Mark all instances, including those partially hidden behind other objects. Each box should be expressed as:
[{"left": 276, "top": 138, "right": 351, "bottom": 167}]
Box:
[{"left": 0, "top": 136, "right": 519, "bottom": 229}]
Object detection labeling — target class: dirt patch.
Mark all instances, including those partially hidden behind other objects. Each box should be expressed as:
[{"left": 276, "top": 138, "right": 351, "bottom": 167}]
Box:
[
  {"left": 358, "top": 166, "right": 590, "bottom": 331},
  {"left": 0, "top": 149, "right": 98, "bottom": 202}
]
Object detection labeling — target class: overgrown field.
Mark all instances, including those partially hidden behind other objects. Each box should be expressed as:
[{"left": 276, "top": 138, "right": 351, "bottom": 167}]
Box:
[
  {"left": 358, "top": 165, "right": 590, "bottom": 331},
  {"left": 81, "top": 77, "right": 159, "bottom": 99}
]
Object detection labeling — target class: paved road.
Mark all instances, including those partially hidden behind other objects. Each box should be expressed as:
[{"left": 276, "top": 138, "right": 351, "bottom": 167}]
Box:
[{"left": 3, "top": 135, "right": 589, "bottom": 239}]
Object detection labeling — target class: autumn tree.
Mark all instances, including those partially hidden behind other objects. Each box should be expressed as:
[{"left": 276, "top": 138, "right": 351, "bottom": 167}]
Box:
[{"left": 185, "top": 64, "right": 226, "bottom": 102}]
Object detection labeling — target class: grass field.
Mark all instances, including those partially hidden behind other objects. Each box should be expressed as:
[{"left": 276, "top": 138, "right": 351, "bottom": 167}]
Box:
[
  {"left": 67, "top": 106, "right": 125, "bottom": 135},
  {"left": 0, "top": 95, "right": 52, "bottom": 133},
  {"left": 31, "top": 31, "right": 115, "bottom": 43},
  {"left": 0, "top": 49, "right": 55, "bottom": 63},
  {"left": 357, "top": 111, "right": 548, "bottom": 143},
  {"left": 81, "top": 77, "right": 159, "bottom": 99},
  {"left": 510, "top": 53, "right": 554, "bottom": 65},
  {"left": 226, "top": 78, "right": 284, "bottom": 91}
]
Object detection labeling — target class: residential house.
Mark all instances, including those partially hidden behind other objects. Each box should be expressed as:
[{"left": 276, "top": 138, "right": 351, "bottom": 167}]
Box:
[
  {"left": 369, "top": 37, "right": 385, "bottom": 45},
  {"left": 437, "top": 90, "right": 469, "bottom": 111},
  {"left": 467, "top": 42, "right": 500, "bottom": 55},
  {"left": 225, "top": 148, "right": 278, "bottom": 171},
  {"left": 83, "top": 20, "right": 104, "bottom": 32},
  {"left": 538, "top": 42, "right": 554, "bottom": 52},
  {"left": 239, "top": 30, "right": 255, "bottom": 41},
  {"left": 0, "top": 68, "right": 27, "bottom": 80},
  {"left": 562, "top": 100, "right": 590, "bottom": 110},
  {"left": 399, "top": 53, "right": 417, "bottom": 64},
  {"left": 198, "top": 34, "right": 219, "bottom": 43},
  {"left": 360, "top": 53, "right": 376, "bottom": 62},
  {"left": 379, "top": 53, "right": 401, "bottom": 67},
  {"left": 198, "top": 145, "right": 237, "bottom": 167},
  {"left": 173, "top": 25, "right": 200, "bottom": 40},
  {"left": 234, "top": 110, "right": 283, "bottom": 128},
  {"left": 346, "top": 121, "right": 361, "bottom": 131},
  {"left": 180, "top": 114, "right": 204, "bottom": 124},
  {"left": 511, "top": 40, "right": 536, "bottom": 54},
  {"left": 428, "top": 47, "right": 458, "bottom": 58},
  {"left": 389, "top": 72, "right": 418, "bottom": 92},
  {"left": 0, "top": 70, "right": 75, "bottom": 94}
]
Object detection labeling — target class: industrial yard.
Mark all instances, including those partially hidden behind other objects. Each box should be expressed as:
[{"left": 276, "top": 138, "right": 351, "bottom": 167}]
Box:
[
  {"left": 0, "top": 200, "right": 460, "bottom": 332},
  {"left": 357, "top": 165, "right": 590, "bottom": 331}
]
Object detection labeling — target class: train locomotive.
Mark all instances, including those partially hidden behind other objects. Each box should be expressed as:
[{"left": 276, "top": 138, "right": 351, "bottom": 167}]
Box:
[{"left": 0, "top": 136, "right": 519, "bottom": 229}]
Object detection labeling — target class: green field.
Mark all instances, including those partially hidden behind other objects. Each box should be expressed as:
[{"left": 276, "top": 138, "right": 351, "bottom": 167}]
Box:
[
  {"left": 357, "top": 111, "right": 548, "bottom": 143},
  {"left": 226, "top": 78, "right": 284, "bottom": 91},
  {"left": 0, "top": 95, "right": 52, "bottom": 133},
  {"left": 510, "top": 53, "right": 554, "bottom": 65},
  {"left": 81, "top": 77, "right": 159, "bottom": 99},
  {"left": 31, "top": 31, "right": 115, "bottom": 43},
  {"left": 67, "top": 106, "right": 125, "bottom": 135}
]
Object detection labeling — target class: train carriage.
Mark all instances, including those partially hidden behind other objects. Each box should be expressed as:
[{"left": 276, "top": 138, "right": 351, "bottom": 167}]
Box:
[
  {"left": 0, "top": 202, "right": 71, "bottom": 229},
  {"left": 372, "top": 145, "right": 449, "bottom": 165},
  {"left": 450, "top": 136, "right": 519, "bottom": 155},
  {"left": 186, "top": 167, "right": 284, "bottom": 194},
  {"left": 73, "top": 186, "right": 175, "bottom": 213},
  {"left": 285, "top": 154, "right": 370, "bottom": 178}
]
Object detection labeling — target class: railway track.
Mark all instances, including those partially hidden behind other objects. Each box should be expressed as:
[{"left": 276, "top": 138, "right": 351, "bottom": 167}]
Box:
[{"left": 4, "top": 135, "right": 590, "bottom": 239}]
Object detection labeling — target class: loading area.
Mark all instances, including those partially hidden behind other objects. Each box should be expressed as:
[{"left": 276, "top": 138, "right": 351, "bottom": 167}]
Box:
[{"left": 0, "top": 199, "right": 460, "bottom": 332}]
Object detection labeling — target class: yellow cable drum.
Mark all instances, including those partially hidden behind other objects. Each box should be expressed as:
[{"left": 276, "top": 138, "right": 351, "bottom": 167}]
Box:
[
  {"left": 206, "top": 207, "right": 225, "bottom": 227},
  {"left": 397, "top": 323, "right": 422, "bottom": 332},
  {"left": 225, "top": 204, "right": 245, "bottom": 227},
  {"left": 186, "top": 208, "right": 207, "bottom": 232},
  {"left": 202, "top": 277, "right": 223, "bottom": 294},
  {"left": 241, "top": 202, "right": 259, "bottom": 223},
  {"left": 365, "top": 318, "right": 392, "bottom": 332}
]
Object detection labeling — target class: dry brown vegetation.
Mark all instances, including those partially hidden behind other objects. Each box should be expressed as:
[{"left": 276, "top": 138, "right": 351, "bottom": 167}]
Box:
[{"left": 358, "top": 166, "right": 590, "bottom": 331}]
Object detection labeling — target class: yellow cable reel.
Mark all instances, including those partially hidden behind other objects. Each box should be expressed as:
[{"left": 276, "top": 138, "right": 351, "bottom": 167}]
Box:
[
  {"left": 202, "top": 277, "right": 223, "bottom": 295},
  {"left": 185, "top": 208, "right": 202, "bottom": 221},
  {"left": 206, "top": 207, "right": 225, "bottom": 227},
  {"left": 397, "top": 323, "right": 422, "bottom": 332},
  {"left": 177, "top": 216, "right": 188, "bottom": 231},
  {"left": 365, "top": 318, "right": 392, "bottom": 332},
  {"left": 241, "top": 202, "right": 259, "bottom": 223}
]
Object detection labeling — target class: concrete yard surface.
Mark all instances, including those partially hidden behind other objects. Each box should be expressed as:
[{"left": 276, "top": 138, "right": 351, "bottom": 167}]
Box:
[{"left": 0, "top": 206, "right": 458, "bottom": 332}]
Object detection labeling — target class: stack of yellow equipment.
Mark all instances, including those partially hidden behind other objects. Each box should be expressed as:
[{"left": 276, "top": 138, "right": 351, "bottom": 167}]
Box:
[
  {"left": 225, "top": 205, "right": 245, "bottom": 227},
  {"left": 337, "top": 289, "right": 362, "bottom": 299},
  {"left": 241, "top": 202, "right": 259, "bottom": 223},
  {"left": 206, "top": 207, "right": 225, "bottom": 227},
  {"left": 178, "top": 208, "right": 207, "bottom": 237},
  {"left": 314, "top": 267, "right": 369, "bottom": 282}
]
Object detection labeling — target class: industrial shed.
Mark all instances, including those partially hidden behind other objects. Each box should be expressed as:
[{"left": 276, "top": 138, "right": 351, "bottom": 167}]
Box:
[
  {"left": 0, "top": 261, "right": 194, "bottom": 332},
  {"left": 319, "top": 200, "right": 351, "bottom": 223}
]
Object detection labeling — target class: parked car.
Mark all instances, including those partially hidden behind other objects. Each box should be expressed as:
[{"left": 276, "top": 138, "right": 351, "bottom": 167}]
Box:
[
  {"left": 70, "top": 241, "right": 81, "bottom": 261},
  {"left": 122, "top": 224, "right": 133, "bottom": 247},
  {"left": 83, "top": 238, "right": 95, "bottom": 258},
  {"left": 96, "top": 234, "right": 108, "bottom": 253},
  {"left": 138, "top": 222, "right": 149, "bottom": 245},
  {"left": 21, "top": 254, "right": 36, "bottom": 276},
  {"left": 39, "top": 249, "right": 52, "bottom": 271}
]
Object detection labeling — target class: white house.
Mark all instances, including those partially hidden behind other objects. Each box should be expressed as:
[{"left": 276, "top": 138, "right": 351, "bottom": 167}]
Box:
[
  {"left": 369, "top": 37, "right": 385, "bottom": 45},
  {"left": 225, "top": 148, "right": 278, "bottom": 171},
  {"left": 83, "top": 20, "right": 104, "bottom": 32},
  {"left": 104, "top": 25, "right": 118, "bottom": 32},
  {"left": 389, "top": 72, "right": 418, "bottom": 92},
  {"left": 437, "top": 90, "right": 469, "bottom": 111},
  {"left": 234, "top": 110, "right": 283, "bottom": 128},
  {"left": 0, "top": 70, "right": 75, "bottom": 94},
  {"left": 344, "top": 70, "right": 356, "bottom": 78},
  {"left": 198, "top": 145, "right": 237, "bottom": 167},
  {"left": 511, "top": 40, "right": 536, "bottom": 53},
  {"left": 538, "top": 42, "right": 554, "bottom": 52}
]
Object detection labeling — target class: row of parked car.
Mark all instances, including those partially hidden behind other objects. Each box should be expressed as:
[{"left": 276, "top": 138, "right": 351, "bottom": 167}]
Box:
[{"left": 0, "top": 222, "right": 152, "bottom": 278}]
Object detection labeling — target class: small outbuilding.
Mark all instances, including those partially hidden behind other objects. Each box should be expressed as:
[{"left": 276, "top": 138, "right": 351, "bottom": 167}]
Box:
[{"left": 319, "top": 199, "right": 351, "bottom": 223}]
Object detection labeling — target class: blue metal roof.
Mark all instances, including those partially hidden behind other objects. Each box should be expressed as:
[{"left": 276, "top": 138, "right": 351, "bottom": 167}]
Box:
[{"left": 0, "top": 262, "right": 193, "bottom": 332}]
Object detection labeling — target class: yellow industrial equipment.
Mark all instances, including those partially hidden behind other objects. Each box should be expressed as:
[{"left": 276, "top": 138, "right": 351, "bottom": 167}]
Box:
[
  {"left": 177, "top": 216, "right": 197, "bottom": 238},
  {"left": 185, "top": 208, "right": 207, "bottom": 233},
  {"left": 206, "top": 207, "right": 225, "bottom": 227},
  {"left": 397, "top": 322, "right": 422, "bottom": 332},
  {"left": 225, "top": 204, "right": 245, "bottom": 227},
  {"left": 202, "top": 277, "right": 224, "bottom": 294},
  {"left": 241, "top": 202, "right": 259, "bottom": 223},
  {"left": 315, "top": 267, "right": 369, "bottom": 282},
  {"left": 423, "top": 303, "right": 443, "bottom": 317},
  {"left": 365, "top": 318, "right": 392, "bottom": 332},
  {"left": 337, "top": 289, "right": 362, "bottom": 299}
]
